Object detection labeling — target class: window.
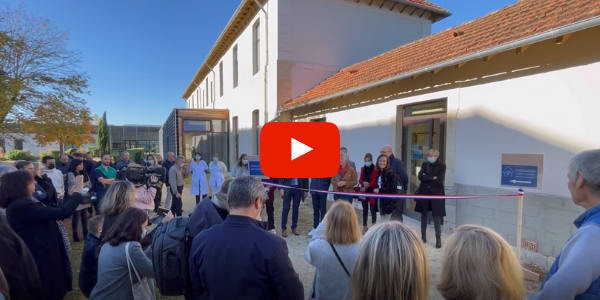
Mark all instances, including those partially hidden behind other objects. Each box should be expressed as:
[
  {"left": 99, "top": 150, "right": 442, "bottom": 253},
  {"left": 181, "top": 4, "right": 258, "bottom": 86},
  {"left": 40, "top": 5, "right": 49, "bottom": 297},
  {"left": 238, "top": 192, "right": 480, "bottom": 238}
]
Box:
[
  {"left": 252, "top": 20, "right": 260, "bottom": 75},
  {"left": 14, "top": 139, "right": 23, "bottom": 150},
  {"left": 252, "top": 110, "right": 260, "bottom": 154},
  {"left": 219, "top": 61, "right": 224, "bottom": 97},
  {"left": 233, "top": 45, "right": 238, "bottom": 88},
  {"left": 232, "top": 116, "right": 239, "bottom": 160},
  {"left": 205, "top": 80, "right": 209, "bottom": 106},
  {"left": 210, "top": 82, "right": 213, "bottom": 103},
  {"left": 191, "top": 95, "right": 195, "bottom": 108}
]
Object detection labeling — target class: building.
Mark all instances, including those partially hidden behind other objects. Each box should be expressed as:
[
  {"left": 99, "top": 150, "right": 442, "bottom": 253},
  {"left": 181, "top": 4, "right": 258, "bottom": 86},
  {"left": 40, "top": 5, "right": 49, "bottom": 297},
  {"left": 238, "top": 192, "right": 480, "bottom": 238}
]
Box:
[
  {"left": 181, "top": 0, "right": 451, "bottom": 168},
  {"left": 278, "top": 0, "right": 600, "bottom": 266},
  {"left": 108, "top": 125, "right": 161, "bottom": 154},
  {"left": 1, "top": 132, "right": 98, "bottom": 155}
]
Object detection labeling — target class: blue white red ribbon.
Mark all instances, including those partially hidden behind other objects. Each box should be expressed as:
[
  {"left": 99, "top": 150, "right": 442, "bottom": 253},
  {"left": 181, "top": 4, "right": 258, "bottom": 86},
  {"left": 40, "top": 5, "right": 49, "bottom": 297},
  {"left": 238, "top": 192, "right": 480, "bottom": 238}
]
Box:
[{"left": 262, "top": 182, "right": 519, "bottom": 200}]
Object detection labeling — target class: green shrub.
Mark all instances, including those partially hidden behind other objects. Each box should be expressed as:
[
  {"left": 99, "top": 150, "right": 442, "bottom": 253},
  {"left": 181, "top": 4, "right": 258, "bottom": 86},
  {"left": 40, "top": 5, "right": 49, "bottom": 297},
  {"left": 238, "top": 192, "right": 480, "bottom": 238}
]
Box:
[
  {"left": 86, "top": 146, "right": 100, "bottom": 157},
  {"left": 6, "top": 149, "right": 37, "bottom": 161},
  {"left": 39, "top": 149, "right": 61, "bottom": 160},
  {"left": 127, "top": 148, "right": 144, "bottom": 165}
]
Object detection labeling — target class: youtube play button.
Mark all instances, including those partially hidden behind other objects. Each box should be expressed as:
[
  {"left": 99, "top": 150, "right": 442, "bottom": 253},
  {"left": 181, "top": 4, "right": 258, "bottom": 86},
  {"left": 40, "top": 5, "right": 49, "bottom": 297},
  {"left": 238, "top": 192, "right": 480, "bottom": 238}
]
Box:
[{"left": 260, "top": 122, "right": 340, "bottom": 178}]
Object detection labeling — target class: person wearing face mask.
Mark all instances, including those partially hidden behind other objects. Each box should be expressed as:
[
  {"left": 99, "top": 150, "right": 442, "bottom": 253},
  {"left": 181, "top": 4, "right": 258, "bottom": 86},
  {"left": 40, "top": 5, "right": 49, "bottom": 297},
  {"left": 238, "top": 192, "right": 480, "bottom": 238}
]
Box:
[
  {"left": 415, "top": 149, "right": 446, "bottom": 249},
  {"left": 188, "top": 176, "right": 303, "bottom": 300},
  {"left": 189, "top": 152, "right": 209, "bottom": 205},
  {"left": 208, "top": 153, "right": 227, "bottom": 195},
  {"left": 42, "top": 156, "right": 65, "bottom": 205},
  {"left": 358, "top": 153, "right": 379, "bottom": 234},
  {"left": 168, "top": 156, "right": 189, "bottom": 217},
  {"left": 230, "top": 154, "right": 250, "bottom": 179}
]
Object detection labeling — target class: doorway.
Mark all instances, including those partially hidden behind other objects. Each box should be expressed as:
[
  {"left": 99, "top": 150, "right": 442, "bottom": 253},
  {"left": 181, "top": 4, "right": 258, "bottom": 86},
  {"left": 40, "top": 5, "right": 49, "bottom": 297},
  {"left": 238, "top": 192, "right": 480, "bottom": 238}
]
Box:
[{"left": 401, "top": 101, "right": 447, "bottom": 220}]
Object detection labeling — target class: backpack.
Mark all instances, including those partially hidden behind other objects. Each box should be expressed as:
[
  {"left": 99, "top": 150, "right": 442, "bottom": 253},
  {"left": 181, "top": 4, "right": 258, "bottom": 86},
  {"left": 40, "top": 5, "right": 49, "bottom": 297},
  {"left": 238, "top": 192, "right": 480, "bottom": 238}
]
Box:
[{"left": 151, "top": 216, "right": 193, "bottom": 296}]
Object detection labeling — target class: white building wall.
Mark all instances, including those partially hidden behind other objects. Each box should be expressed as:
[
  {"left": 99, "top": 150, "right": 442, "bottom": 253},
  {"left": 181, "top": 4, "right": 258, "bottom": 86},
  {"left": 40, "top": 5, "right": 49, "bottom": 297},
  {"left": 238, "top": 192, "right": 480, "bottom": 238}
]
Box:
[{"left": 3, "top": 134, "right": 98, "bottom": 155}]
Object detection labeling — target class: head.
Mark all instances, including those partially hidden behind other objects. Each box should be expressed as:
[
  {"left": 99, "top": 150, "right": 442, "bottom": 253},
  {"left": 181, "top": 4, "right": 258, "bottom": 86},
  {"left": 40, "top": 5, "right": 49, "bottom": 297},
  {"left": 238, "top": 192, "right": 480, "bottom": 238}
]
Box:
[
  {"left": 60, "top": 155, "right": 69, "bottom": 165},
  {"left": 167, "top": 152, "right": 175, "bottom": 162},
  {"left": 69, "top": 149, "right": 77, "bottom": 156},
  {"left": 89, "top": 214, "right": 105, "bottom": 236},
  {"left": 101, "top": 208, "right": 149, "bottom": 247},
  {"left": 32, "top": 162, "right": 44, "bottom": 177},
  {"left": 375, "top": 154, "right": 390, "bottom": 172},
  {"left": 42, "top": 156, "right": 56, "bottom": 170},
  {"left": 237, "top": 154, "right": 248, "bottom": 167},
  {"left": 100, "top": 181, "right": 137, "bottom": 216},
  {"left": 68, "top": 158, "right": 84, "bottom": 174},
  {"left": 380, "top": 145, "right": 393, "bottom": 158},
  {"left": 120, "top": 151, "right": 130, "bottom": 162},
  {"left": 110, "top": 156, "right": 115, "bottom": 164},
  {"left": 0, "top": 166, "right": 16, "bottom": 178},
  {"left": 72, "top": 152, "right": 83, "bottom": 161},
  {"left": 340, "top": 153, "right": 349, "bottom": 167},
  {"left": 437, "top": 225, "right": 525, "bottom": 300},
  {"left": 156, "top": 154, "right": 163, "bottom": 164},
  {"left": 0, "top": 171, "right": 35, "bottom": 207},
  {"left": 219, "top": 178, "right": 234, "bottom": 194},
  {"left": 100, "top": 154, "right": 111, "bottom": 166},
  {"left": 340, "top": 147, "right": 349, "bottom": 157},
  {"left": 15, "top": 161, "right": 34, "bottom": 177},
  {"left": 146, "top": 154, "right": 156, "bottom": 165},
  {"left": 212, "top": 153, "right": 219, "bottom": 162},
  {"left": 227, "top": 176, "right": 264, "bottom": 220},
  {"left": 567, "top": 149, "right": 600, "bottom": 210},
  {"left": 426, "top": 149, "right": 440, "bottom": 164},
  {"left": 323, "top": 201, "right": 361, "bottom": 245},
  {"left": 194, "top": 152, "right": 202, "bottom": 162},
  {"left": 85, "top": 152, "right": 93, "bottom": 161},
  {"left": 364, "top": 153, "right": 373, "bottom": 167},
  {"left": 176, "top": 155, "right": 186, "bottom": 167},
  {"left": 351, "top": 221, "right": 429, "bottom": 300}
]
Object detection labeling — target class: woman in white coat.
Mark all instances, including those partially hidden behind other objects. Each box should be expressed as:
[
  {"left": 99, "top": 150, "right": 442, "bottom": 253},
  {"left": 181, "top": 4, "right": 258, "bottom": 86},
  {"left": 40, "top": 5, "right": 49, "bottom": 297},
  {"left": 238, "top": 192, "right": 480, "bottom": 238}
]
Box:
[
  {"left": 208, "top": 153, "right": 227, "bottom": 196},
  {"left": 190, "top": 152, "right": 209, "bottom": 205}
]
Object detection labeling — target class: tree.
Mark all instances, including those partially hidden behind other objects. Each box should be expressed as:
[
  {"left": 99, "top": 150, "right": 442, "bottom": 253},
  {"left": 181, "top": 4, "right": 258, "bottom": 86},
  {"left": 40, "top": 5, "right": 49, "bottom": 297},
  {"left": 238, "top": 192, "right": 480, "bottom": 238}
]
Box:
[
  {"left": 23, "top": 96, "right": 95, "bottom": 153},
  {"left": 92, "top": 113, "right": 100, "bottom": 125},
  {"left": 0, "top": 3, "right": 89, "bottom": 131},
  {"left": 97, "top": 111, "right": 109, "bottom": 155}
]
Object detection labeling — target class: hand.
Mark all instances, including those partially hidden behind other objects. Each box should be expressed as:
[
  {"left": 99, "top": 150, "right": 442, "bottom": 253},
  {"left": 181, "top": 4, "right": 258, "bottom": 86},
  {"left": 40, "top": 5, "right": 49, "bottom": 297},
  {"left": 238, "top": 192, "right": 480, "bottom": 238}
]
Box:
[
  {"left": 433, "top": 176, "right": 438, "bottom": 180},
  {"left": 360, "top": 187, "right": 366, "bottom": 192},
  {"left": 176, "top": 193, "right": 181, "bottom": 198},
  {"left": 148, "top": 213, "right": 159, "bottom": 222},
  {"left": 374, "top": 188, "right": 380, "bottom": 194},
  {"left": 36, "top": 191, "right": 42, "bottom": 195},
  {"left": 336, "top": 181, "right": 345, "bottom": 187},
  {"left": 73, "top": 175, "right": 84, "bottom": 194},
  {"left": 303, "top": 192, "right": 308, "bottom": 199},
  {"left": 280, "top": 189, "right": 285, "bottom": 197},
  {"left": 150, "top": 175, "right": 158, "bottom": 184},
  {"left": 363, "top": 182, "right": 369, "bottom": 188},
  {"left": 162, "top": 211, "right": 174, "bottom": 223},
  {"left": 58, "top": 194, "right": 64, "bottom": 200}
]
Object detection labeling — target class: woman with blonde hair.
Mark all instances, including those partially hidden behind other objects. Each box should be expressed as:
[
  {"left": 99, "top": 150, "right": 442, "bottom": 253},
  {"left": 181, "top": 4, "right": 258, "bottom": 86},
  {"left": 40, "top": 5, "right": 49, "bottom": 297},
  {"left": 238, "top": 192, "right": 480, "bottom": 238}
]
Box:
[
  {"left": 437, "top": 225, "right": 525, "bottom": 300},
  {"left": 306, "top": 201, "right": 361, "bottom": 300},
  {"left": 351, "top": 221, "right": 429, "bottom": 300},
  {"left": 99, "top": 181, "right": 138, "bottom": 239}
]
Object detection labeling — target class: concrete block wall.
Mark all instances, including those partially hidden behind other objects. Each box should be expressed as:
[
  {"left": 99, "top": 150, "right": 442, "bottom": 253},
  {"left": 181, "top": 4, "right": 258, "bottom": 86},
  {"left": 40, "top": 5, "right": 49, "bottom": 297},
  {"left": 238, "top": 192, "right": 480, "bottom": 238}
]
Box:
[{"left": 455, "top": 184, "right": 583, "bottom": 267}]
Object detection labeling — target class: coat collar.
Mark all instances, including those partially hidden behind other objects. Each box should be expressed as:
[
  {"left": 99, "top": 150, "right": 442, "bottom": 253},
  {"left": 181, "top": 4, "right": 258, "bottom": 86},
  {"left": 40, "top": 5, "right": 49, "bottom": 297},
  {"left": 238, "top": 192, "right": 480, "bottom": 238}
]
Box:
[
  {"left": 224, "top": 215, "right": 268, "bottom": 230},
  {"left": 574, "top": 203, "right": 600, "bottom": 228}
]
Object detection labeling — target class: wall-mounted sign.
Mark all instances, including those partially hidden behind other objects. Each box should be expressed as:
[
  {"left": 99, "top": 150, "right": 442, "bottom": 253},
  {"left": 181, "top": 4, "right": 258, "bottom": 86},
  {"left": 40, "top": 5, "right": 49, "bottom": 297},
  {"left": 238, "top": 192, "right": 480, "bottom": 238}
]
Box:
[
  {"left": 247, "top": 155, "right": 268, "bottom": 179},
  {"left": 411, "top": 145, "right": 424, "bottom": 160},
  {"left": 500, "top": 153, "right": 544, "bottom": 189}
]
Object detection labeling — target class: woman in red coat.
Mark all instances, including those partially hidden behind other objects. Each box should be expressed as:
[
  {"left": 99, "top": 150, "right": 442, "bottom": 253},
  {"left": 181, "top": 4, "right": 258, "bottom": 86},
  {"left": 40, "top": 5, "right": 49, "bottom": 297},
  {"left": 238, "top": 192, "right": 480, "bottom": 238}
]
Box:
[
  {"left": 358, "top": 153, "right": 378, "bottom": 234},
  {"left": 262, "top": 177, "right": 278, "bottom": 234}
]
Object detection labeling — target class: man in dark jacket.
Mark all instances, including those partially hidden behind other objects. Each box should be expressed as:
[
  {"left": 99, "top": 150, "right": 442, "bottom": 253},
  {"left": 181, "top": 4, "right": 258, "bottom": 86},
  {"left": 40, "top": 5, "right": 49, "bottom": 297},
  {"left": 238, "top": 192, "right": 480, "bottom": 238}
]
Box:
[
  {"left": 162, "top": 152, "right": 175, "bottom": 209},
  {"left": 114, "top": 151, "right": 131, "bottom": 170},
  {"left": 380, "top": 145, "right": 409, "bottom": 222},
  {"left": 79, "top": 214, "right": 104, "bottom": 298},
  {"left": 278, "top": 177, "right": 309, "bottom": 237},
  {"left": 188, "top": 176, "right": 303, "bottom": 300},
  {"left": 188, "top": 179, "right": 233, "bottom": 238},
  {"left": 309, "top": 177, "right": 331, "bottom": 236}
]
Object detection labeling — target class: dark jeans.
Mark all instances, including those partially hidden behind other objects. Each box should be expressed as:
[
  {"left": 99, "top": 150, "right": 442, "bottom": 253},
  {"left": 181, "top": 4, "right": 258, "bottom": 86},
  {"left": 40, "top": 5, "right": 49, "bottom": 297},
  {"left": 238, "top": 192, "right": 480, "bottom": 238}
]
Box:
[
  {"left": 153, "top": 187, "right": 162, "bottom": 212},
  {"left": 334, "top": 194, "right": 353, "bottom": 204},
  {"left": 171, "top": 185, "right": 184, "bottom": 217},
  {"left": 361, "top": 199, "right": 379, "bottom": 227},
  {"left": 266, "top": 202, "right": 275, "bottom": 230},
  {"left": 282, "top": 188, "right": 301, "bottom": 230},
  {"left": 420, "top": 212, "right": 442, "bottom": 237},
  {"left": 72, "top": 209, "right": 88, "bottom": 238},
  {"left": 195, "top": 194, "right": 207, "bottom": 205},
  {"left": 312, "top": 192, "right": 327, "bottom": 229}
]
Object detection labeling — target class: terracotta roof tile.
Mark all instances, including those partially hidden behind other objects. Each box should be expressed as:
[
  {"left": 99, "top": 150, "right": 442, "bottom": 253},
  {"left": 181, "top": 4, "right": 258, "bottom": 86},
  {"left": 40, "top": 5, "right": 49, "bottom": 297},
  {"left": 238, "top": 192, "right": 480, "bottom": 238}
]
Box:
[
  {"left": 282, "top": 0, "right": 600, "bottom": 110},
  {"left": 404, "top": 0, "right": 448, "bottom": 12}
]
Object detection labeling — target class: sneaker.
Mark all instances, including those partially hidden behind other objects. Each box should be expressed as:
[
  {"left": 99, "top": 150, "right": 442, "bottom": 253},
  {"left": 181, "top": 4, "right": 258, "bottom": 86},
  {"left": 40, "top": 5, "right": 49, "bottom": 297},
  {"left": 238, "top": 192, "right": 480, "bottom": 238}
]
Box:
[
  {"left": 308, "top": 228, "right": 315, "bottom": 237},
  {"left": 270, "top": 229, "right": 277, "bottom": 235}
]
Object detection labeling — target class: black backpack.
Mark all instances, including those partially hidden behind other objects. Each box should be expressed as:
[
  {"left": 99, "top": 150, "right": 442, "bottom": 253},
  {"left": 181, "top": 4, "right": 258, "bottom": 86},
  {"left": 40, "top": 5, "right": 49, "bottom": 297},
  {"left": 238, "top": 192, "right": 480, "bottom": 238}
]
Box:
[{"left": 151, "top": 216, "right": 194, "bottom": 296}]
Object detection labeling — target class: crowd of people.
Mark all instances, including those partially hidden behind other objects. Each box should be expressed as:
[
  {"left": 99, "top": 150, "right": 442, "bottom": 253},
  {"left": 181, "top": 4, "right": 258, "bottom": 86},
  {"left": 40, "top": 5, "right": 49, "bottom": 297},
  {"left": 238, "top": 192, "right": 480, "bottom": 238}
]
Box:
[{"left": 0, "top": 148, "right": 598, "bottom": 300}]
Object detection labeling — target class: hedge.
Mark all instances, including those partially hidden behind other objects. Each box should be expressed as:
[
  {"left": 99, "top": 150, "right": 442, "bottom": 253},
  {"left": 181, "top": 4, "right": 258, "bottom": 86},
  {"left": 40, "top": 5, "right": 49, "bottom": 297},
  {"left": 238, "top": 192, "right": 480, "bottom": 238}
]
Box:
[
  {"left": 86, "top": 146, "right": 100, "bottom": 157},
  {"left": 39, "top": 149, "right": 61, "bottom": 161},
  {"left": 6, "top": 149, "right": 37, "bottom": 161}
]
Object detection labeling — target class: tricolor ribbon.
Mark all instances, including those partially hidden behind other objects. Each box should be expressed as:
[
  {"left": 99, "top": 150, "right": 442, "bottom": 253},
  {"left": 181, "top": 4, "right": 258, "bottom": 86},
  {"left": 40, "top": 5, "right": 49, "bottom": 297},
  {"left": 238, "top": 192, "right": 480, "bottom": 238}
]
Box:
[{"left": 262, "top": 182, "right": 519, "bottom": 200}]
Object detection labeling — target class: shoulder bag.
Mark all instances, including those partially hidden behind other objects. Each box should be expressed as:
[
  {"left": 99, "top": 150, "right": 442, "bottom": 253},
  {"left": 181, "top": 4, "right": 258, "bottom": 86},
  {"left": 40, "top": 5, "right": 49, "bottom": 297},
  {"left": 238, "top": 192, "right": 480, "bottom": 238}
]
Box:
[{"left": 125, "top": 242, "right": 154, "bottom": 300}]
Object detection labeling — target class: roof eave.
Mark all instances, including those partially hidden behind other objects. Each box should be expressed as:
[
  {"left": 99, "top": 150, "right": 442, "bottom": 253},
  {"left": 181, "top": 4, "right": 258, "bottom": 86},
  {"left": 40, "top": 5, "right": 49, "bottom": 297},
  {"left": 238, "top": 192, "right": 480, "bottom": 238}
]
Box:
[
  {"left": 280, "top": 15, "right": 600, "bottom": 112},
  {"left": 392, "top": 0, "right": 451, "bottom": 23}
]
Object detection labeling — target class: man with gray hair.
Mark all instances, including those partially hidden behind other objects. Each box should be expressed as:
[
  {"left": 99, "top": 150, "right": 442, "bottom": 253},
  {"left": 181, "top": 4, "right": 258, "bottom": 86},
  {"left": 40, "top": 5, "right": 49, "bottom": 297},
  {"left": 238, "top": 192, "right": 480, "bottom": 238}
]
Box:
[
  {"left": 188, "top": 176, "right": 303, "bottom": 299},
  {"left": 340, "top": 146, "right": 356, "bottom": 170},
  {"left": 530, "top": 149, "right": 600, "bottom": 300},
  {"left": 168, "top": 155, "right": 188, "bottom": 216},
  {"left": 114, "top": 151, "right": 131, "bottom": 170}
]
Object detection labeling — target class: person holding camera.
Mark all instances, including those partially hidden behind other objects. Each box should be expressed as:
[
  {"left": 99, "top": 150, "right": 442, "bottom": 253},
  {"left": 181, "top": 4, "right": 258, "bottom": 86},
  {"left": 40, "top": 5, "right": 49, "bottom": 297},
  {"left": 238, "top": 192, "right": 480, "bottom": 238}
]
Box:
[
  {"left": 168, "top": 156, "right": 189, "bottom": 217},
  {"left": 127, "top": 163, "right": 158, "bottom": 216},
  {"left": 145, "top": 155, "right": 163, "bottom": 213}
]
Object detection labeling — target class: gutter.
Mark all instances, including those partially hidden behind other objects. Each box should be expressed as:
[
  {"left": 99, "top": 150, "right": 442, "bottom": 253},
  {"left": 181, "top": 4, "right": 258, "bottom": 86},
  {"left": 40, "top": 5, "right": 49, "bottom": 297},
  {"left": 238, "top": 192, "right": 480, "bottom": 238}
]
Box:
[
  {"left": 280, "top": 16, "right": 600, "bottom": 113},
  {"left": 254, "top": 0, "right": 269, "bottom": 126}
]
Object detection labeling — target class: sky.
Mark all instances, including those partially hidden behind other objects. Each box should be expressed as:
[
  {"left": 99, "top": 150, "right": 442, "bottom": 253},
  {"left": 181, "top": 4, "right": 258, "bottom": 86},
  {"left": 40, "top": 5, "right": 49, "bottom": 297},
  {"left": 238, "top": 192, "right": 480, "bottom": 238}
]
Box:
[{"left": 13, "top": 0, "right": 516, "bottom": 126}]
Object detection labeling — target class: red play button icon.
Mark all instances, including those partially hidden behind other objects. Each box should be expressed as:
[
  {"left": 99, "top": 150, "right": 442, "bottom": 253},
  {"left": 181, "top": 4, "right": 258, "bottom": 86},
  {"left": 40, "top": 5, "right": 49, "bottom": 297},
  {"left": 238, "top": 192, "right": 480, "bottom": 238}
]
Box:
[{"left": 260, "top": 122, "right": 340, "bottom": 178}]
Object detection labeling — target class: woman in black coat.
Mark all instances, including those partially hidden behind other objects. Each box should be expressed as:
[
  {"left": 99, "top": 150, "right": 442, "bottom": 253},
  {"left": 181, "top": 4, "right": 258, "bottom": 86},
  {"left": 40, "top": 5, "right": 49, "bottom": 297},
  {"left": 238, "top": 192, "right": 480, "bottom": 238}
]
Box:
[
  {"left": 1, "top": 171, "right": 84, "bottom": 300},
  {"left": 415, "top": 149, "right": 446, "bottom": 249},
  {"left": 373, "top": 154, "right": 399, "bottom": 222}
]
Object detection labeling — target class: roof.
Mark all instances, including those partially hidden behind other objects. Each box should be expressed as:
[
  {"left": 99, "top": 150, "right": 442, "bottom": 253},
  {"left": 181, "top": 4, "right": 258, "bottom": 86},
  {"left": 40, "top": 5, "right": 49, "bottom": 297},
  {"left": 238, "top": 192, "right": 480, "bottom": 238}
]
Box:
[
  {"left": 281, "top": 0, "right": 600, "bottom": 110},
  {"left": 181, "top": 0, "right": 450, "bottom": 100}
]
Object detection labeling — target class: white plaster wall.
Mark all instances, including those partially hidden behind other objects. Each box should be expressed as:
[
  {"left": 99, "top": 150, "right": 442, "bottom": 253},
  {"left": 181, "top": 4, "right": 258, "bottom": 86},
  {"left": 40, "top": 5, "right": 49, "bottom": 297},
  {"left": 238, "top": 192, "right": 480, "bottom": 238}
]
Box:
[{"left": 4, "top": 134, "right": 98, "bottom": 155}]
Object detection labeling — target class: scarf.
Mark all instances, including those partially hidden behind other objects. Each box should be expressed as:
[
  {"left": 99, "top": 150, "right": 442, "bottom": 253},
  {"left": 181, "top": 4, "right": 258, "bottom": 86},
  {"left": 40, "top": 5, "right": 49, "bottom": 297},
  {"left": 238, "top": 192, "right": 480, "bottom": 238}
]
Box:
[
  {"left": 362, "top": 164, "right": 374, "bottom": 182},
  {"left": 337, "top": 164, "right": 350, "bottom": 191},
  {"left": 211, "top": 192, "right": 229, "bottom": 212},
  {"left": 30, "top": 198, "right": 72, "bottom": 281}
]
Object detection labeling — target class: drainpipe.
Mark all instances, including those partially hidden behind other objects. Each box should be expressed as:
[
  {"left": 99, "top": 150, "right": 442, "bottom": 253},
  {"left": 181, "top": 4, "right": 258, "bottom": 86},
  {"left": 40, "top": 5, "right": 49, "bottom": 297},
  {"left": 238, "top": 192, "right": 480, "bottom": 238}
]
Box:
[
  {"left": 254, "top": 0, "right": 269, "bottom": 125},
  {"left": 205, "top": 63, "right": 217, "bottom": 109}
]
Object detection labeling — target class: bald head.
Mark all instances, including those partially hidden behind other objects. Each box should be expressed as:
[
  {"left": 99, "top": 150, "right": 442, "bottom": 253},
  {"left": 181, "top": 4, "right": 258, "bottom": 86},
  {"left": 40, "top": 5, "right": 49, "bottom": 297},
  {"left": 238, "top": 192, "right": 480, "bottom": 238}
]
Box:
[
  {"left": 167, "top": 152, "right": 175, "bottom": 162},
  {"left": 380, "top": 145, "right": 393, "bottom": 158}
]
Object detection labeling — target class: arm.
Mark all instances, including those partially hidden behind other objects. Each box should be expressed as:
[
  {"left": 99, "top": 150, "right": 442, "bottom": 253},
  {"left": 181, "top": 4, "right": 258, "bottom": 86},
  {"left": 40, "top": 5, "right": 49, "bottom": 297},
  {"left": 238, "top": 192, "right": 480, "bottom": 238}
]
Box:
[
  {"left": 127, "top": 242, "right": 155, "bottom": 279},
  {"left": 168, "top": 168, "right": 178, "bottom": 194},
  {"left": 219, "top": 162, "right": 227, "bottom": 174},
  {"left": 418, "top": 163, "right": 435, "bottom": 182},
  {"left": 269, "top": 241, "right": 304, "bottom": 300},
  {"left": 310, "top": 221, "right": 326, "bottom": 242},
  {"left": 330, "top": 175, "right": 339, "bottom": 188},
  {"left": 345, "top": 169, "right": 357, "bottom": 188},
  {"left": 368, "top": 170, "right": 378, "bottom": 188},
  {"left": 136, "top": 187, "right": 157, "bottom": 204},
  {"left": 433, "top": 164, "right": 446, "bottom": 186},
  {"left": 358, "top": 168, "right": 364, "bottom": 186},
  {"left": 188, "top": 238, "right": 206, "bottom": 294},
  {"left": 381, "top": 171, "right": 398, "bottom": 194},
  {"left": 182, "top": 167, "right": 189, "bottom": 179},
  {"left": 16, "top": 194, "right": 83, "bottom": 222},
  {"left": 230, "top": 165, "right": 239, "bottom": 179},
  {"left": 67, "top": 173, "right": 76, "bottom": 195},
  {"left": 530, "top": 226, "right": 600, "bottom": 300}
]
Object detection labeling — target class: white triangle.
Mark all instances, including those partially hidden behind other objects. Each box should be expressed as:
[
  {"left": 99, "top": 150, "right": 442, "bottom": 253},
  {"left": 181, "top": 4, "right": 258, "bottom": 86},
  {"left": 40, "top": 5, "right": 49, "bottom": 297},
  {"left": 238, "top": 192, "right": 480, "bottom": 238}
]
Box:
[{"left": 291, "top": 138, "right": 313, "bottom": 161}]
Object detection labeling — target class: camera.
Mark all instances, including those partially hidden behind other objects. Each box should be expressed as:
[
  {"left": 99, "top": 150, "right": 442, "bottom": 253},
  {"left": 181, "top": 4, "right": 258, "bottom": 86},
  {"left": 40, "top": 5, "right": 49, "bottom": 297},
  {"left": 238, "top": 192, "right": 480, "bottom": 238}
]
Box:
[{"left": 117, "top": 164, "right": 166, "bottom": 188}]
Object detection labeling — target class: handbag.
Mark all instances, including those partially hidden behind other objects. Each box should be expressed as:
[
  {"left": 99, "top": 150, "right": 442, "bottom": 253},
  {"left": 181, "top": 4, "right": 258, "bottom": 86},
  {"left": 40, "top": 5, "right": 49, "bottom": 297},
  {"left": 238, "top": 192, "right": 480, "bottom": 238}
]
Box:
[
  {"left": 309, "top": 244, "right": 351, "bottom": 300},
  {"left": 125, "top": 242, "right": 154, "bottom": 300}
]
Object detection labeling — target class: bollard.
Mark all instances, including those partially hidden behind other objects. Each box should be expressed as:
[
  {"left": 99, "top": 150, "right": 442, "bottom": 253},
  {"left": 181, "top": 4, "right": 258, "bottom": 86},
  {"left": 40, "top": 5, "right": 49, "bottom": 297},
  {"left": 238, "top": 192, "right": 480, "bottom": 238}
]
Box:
[{"left": 516, "top": 188, "right": 524, "bottom": 260}]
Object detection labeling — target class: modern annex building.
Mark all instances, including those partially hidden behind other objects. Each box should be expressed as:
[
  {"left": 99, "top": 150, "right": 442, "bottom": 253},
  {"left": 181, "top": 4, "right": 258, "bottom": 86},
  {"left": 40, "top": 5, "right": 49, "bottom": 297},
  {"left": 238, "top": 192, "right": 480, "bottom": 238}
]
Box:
[{"left": 181, "top": 0, "right": 600, "bottom": 266}]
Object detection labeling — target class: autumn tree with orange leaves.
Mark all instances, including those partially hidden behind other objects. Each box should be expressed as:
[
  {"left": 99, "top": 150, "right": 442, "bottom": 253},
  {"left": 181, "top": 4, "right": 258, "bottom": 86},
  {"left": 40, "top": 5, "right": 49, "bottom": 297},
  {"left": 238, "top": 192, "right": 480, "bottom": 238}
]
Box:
[{"left": 24, "top": 96, "right": 95, "bottom": 153}]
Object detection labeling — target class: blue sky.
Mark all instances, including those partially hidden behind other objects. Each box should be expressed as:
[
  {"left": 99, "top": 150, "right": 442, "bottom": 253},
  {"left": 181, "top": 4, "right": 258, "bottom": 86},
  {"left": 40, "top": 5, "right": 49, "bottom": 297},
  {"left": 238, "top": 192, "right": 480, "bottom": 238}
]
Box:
[{"left": 14, "top": 0, "right": 514, "bottom": 125}]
